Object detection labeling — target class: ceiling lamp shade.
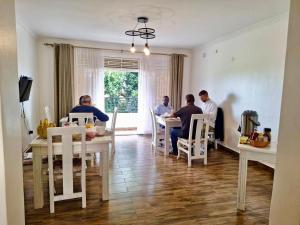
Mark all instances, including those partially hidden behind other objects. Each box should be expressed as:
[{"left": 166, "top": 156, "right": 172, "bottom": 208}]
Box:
[
  {"left": 143, "top": 43, "right": 150, "bottom": 56},
  {"left": 130, "top": 43, "right": 136, "bottom": 53}
]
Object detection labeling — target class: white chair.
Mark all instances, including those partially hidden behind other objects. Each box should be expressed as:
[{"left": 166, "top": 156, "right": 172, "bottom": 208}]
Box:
[
  {"left": 208, "top": 129, "right": 218, "bottom": 150},
  {"left": 69, "top": 112, "right": 94, "bottom": 126},
  {"left": 47, "top": 126, "right": 86, "bottom": 213},
  {"left": 69, "top": 112, "right": 95, "bottom": 166},
  {"left": 106, "top": 107, "right": 118, "bottom": 154},
  {"left": 177, "top": 114, "right": 210, "bottom": 167},
  {"left": 149, "top": 108, "right": 164, "bottom": 153},
  {"left": 206, "top": 116, "right": 218, "bottom": 150}
]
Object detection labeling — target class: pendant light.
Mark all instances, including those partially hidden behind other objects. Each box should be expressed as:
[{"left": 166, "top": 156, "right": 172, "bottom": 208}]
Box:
[
  {"left": 125, "top": 17, "right": 155, "bottom": 56},
  {"left": 143, "top": 42, "right": 150, "bottom": 56},
  {"left": 130, "top": 43, "right": 136, "bottom": 53}
]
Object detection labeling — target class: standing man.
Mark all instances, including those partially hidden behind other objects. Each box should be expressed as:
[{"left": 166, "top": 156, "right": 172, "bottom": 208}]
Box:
[
  {"left": 199, "top": 90, "right": 217, "bottom": 123},
  {"left": 170, "top": 94, "right": 203, "bottom": 155},
  {"left": 154, "top": 96, "right": 173, "bottom": 116}
]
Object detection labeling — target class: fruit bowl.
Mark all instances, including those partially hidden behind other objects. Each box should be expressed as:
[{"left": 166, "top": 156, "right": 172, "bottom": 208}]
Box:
[
  {"left": 250, "top": 140, "right": 269, "bottom": 148},
  {"left": 86, "top": 127, "right": 96, "bottom": 139}
]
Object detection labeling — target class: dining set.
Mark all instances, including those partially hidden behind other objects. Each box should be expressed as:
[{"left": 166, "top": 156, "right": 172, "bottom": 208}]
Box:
[
  {"left": 149, "top": 108, "right": 217, "bottom": 167},
  {"left": 30, "top": 107, "right": 118, "bottom": 213},
  {"left": 150, "top": 108, "right": 278, "bottom": 211}
]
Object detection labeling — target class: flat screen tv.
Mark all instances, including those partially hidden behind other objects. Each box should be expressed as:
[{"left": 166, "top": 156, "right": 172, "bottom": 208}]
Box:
[{"left": 19, "top": 76, "right": 33, "bottom": 102}]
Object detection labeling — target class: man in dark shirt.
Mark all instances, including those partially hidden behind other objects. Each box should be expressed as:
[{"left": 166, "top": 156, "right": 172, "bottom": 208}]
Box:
[
  {"left": 170, "top": 94, "right": 203, "bottom": 155},
  {"left": 70, "top": 95, "right": 109, "bottom": 122}
]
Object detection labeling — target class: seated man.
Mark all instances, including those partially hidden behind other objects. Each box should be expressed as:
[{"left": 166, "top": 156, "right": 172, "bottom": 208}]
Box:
[
  {"left": 170, "top": 94, "right": 203, "bottom": 155},
  {"left": 199, "top": 90, "right": 217, "bottom": 124},
  {"left": 154, "top": 96, "right": 173, "bottom": 116},
  {"left": 70, "top": 95, "right": 109, "bottom": 122}
]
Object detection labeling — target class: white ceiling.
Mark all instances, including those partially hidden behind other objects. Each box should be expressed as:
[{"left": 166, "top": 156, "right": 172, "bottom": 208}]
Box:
[{"left": 15, "top": 0, "right": 290, "bottom": 48}]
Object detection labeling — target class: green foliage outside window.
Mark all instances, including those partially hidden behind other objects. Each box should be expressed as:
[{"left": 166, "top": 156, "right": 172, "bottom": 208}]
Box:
[{"left": 104, "top": 70, "right": 138, "bottom": 113}]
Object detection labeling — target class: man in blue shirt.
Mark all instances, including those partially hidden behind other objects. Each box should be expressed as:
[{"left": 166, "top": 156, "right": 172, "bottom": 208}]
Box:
[
  {"left": 154, "top": 96, "right": 173, "bottom": 116},
  {"left": 70, "top": 95, "right": 109, "bottom": 122}
]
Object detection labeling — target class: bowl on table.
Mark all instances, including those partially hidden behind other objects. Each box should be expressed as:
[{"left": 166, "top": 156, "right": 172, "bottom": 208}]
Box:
[
  {"left": 86, "top": 127, "right": 96, "bottom": 139},
  {"left": 249, "top": 140, "right": 269, "bottom": 148},
  {"left": 96, "top": 126, "right": 106, "bottom": 136}
]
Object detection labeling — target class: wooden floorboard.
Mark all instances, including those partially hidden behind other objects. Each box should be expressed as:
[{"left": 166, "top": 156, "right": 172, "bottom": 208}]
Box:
[{"left": 24, "top": 135, "right": 274, "bottom": 225}]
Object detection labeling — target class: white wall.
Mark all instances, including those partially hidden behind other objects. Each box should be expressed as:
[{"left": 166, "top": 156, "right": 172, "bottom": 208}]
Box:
[
  {"left": 37, "top": 38, "right": 192, "bottom": 121},
  {"left": 0, "top": 96, "right": 7, "bottom": 225},
  {"left": 190, "top": 14, "right": 289, "bottom": 151},
  {"left": 270, "top": 0, "right": 300, "bottom": 224},
  {"left": 0, "top": 0, "right": 25, "bottom": 224},
  {"left": 16, "top": 20, "right": 39, "bottom": 151}
]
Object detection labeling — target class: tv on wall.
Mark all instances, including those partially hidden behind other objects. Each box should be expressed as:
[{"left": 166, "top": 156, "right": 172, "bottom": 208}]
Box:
[{"left": 19, "top": 76, "right": 33, "bottom": 102}]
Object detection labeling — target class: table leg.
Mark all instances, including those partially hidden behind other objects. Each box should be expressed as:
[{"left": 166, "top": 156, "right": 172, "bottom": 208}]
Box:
[
  {"left": 101, "top": 144, "right": 109, "bottom": 201},
  {"left": 33, "top": 147, "right": 44, "bottom": 209},
  {"left": 164, "top": 124, "right": 170, "bottom": 156},
  {"left": 237, "top": 151, "right": 248, "bottom": 210},
  {"left": 99, "top": 152, "right": 103, "bottom": 177}
]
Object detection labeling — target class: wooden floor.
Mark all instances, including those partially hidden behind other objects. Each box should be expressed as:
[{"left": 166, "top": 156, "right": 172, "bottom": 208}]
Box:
[{"left": 24, "top": 135, "right": 274, "bottom": 225}]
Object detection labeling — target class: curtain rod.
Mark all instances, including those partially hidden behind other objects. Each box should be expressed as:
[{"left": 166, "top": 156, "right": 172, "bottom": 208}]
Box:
[{"left": 44, "top": 43, "right": 187, "bottom": 57}]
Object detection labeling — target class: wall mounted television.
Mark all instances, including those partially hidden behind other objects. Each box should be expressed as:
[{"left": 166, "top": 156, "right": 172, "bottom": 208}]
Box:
[{"left": 19, "top": 76, "right": 33, "bottom": 102}]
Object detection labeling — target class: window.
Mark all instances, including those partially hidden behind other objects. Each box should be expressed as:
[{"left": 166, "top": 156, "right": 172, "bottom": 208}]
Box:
[
  {"left": 104, "top": 57, "right": 139, "bottom": 113},
  {"left": 104, "top": 70, "right": 138, "bottom": 113}
]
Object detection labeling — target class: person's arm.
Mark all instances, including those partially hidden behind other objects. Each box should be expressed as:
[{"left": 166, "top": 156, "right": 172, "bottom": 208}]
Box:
[
  {"left": 94, "top": 108, "right": 109, "bottom": 122},
  {"left": 154, "top": 105, "right": 161, "bottom": 116},
  {"left": 70, "top": 106, "right": 77, "bottom": 113},
  {"left": 171, "top": 108, "right": 183, "bottom": 118}
]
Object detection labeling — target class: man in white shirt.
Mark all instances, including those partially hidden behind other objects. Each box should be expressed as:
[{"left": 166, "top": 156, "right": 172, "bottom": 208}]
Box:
[
  {"left": 154, "top": 96, "right": 173, "bottom": 116},
  {"left": 199, "top": 90, "right": 218, "bottom": 123}
]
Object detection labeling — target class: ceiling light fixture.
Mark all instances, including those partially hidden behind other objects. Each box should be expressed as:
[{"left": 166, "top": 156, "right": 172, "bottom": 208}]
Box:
[
  {"left": 143, "top": 42, "right": 150, "bottom": 56},
  {"left": 125, "top": 17, "right": 155, "bottom": 56},
  {"left": 130, "top": 43, "right": 136, "bottom": 53}
]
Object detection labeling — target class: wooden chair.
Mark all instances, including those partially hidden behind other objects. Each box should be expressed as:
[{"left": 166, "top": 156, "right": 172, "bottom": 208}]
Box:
[
  {"left": 47, "top": 127, "right": 86, "bottom": 213},
  {"left": 69, "top": 112, "right": 94, "bottom": 126},
  {"left": 106, "top": 107, "right": 118, "bottom": 154},
  {"left": 177, "top": 114, "right": 210, "bottom": 167},
  {"left": 149, "top": 108, "right": 164, "bottom": 153}
]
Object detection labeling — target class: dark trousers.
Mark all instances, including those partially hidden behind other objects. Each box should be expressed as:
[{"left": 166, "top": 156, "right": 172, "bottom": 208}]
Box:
[{"left": 170, "top": 128, "right": 182, "bottom": 154}]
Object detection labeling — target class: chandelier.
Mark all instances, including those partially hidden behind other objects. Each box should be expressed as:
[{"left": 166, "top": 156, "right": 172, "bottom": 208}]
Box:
[{"left": 125, "top": 17, "right": 155, "bottom": 56}]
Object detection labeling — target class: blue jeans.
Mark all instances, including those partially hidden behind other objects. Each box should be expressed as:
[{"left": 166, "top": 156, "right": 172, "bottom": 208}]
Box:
[{"left": 170, "top": 128, "right": 182, "bottom": 154}]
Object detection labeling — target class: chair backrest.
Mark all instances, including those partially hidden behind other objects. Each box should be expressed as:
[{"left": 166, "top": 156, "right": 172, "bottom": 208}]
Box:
[
  {"left": 44, "top": 106, "right": 52, "bottom": 122},
  {"left": 47, "top": 127, "right": 86, "bottom": 198},
  {"left": 188, "top": 114, "right": 210, "bottom": 155},
  {"left": 69, "top": 113, "right": 94, "bottom": 126},
  {"left": 149, "top": 108, "right": 158, "bottom": 143},
  {"left": 111, "top": 107, "right": 118, "bottom": 131}
]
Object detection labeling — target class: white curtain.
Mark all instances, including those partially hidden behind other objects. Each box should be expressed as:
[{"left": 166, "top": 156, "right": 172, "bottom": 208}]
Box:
[
  {"left": 137, "top": 54, "right": 171, "bottom": 134},
  {"left": 74, "top": 48, "right": 104, "bottom": 110}
]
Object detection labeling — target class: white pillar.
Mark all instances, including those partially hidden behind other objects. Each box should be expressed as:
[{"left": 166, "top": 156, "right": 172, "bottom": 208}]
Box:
[
  {"left": 0, "top": 96, "right": 8, "bottom": 225},
  {"left": 0, "top": 0, "right": 25, "bottom": 224},
  {"left": 269, "top": 0, "right": 300, "bottom": 224}
]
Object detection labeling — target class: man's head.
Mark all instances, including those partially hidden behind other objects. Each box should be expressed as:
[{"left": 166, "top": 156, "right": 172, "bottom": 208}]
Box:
[
  {"left": 80, "top": 95, "right": 92, "bottom": 106},
  {"left": 162, "top": 96, "right": 169, "bottom": 106},
  {"left": 199, "top": 90, "right": 209, "bottom": 102},
  {"left": 185, "top": 94, "right": 195, "bottom": 105}
]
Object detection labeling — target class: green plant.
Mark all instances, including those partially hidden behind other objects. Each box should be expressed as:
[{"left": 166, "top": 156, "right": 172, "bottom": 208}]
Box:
[{"left": 104, "top": 70, "right": 138, "bottom": 113}]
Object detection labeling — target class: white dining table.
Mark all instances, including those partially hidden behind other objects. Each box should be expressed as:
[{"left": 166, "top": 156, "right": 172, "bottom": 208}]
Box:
[
  {"left": 155, "top": 116, "right": 181, "bottom": 156},
  {"left": 30, "top": 135, "right": 111, "bottom": 209},
  {"left": 237, "top": 141, "right": 277, "bottom": 211}
]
